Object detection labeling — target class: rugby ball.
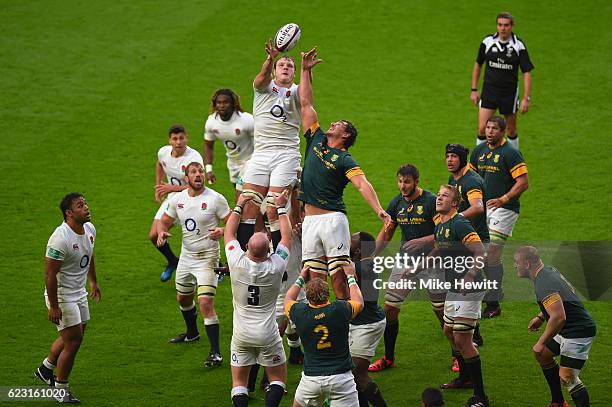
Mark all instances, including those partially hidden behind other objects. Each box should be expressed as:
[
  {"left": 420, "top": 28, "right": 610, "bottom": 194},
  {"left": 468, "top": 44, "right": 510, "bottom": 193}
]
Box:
[{"left": 274, "top": 23, "right": 301, "bottom": 52}]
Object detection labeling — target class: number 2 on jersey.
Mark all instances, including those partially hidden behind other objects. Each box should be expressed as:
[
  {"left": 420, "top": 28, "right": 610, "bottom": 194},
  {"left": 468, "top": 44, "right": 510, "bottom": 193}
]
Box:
[
  {"left": 247, "top": 285, "right": 260, "bottom": 306},
  {"left": 314, "top": 324, "right": 331, "bottom": 349}
]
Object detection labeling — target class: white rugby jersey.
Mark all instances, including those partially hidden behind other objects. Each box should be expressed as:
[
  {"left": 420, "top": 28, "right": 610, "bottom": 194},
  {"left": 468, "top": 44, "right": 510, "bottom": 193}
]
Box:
[
  {"left": 157, "top": 145, "right": 203, "bottom": 187},
  {"left": 204, "top": 111, "right": 254, "bottom": 164},
  {"left": 226, "top": 240, "right": 289, "bottom": 346},
  {"left": 45, "top": 222, "right": 96, "bottom": 302},
  {"left": 164, "top": 188, "right": 230, "bottom": 256},
  {"left": 253, "top": 81, "right": 301, "bottom": 151}
]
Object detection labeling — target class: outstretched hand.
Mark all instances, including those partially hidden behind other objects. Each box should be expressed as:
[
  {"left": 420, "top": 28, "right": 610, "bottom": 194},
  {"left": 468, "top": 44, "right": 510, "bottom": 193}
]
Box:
[
  {"left": 265, "top": 38, "right": 280, "bottom": 60},
  {"left": 301, "top": 47, "right": 323, "bottom": 71}
]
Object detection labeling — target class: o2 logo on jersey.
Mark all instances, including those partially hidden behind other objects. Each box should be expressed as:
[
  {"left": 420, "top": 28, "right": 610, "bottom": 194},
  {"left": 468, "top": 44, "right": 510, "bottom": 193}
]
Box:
[
  {"left": 224, "top": 140, "right": 240, "bottom": 152},
  {"left": 80, "top": 255, "right": 90, "bottom": 269},
  {"left": 270, "top": 104, "right": 288, "bottom": 123},
  {"left": 184, "top": 218, "right": 201, "bottom": 235}
]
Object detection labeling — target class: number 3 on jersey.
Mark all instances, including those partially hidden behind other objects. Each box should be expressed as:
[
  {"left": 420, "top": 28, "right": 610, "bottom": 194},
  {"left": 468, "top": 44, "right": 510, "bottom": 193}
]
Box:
[
  {"left": 247, "top": 285, "right": 260, "bottom": 306},
  {"left": 314, "top": 324, "right": 332, "bottom": 350}
]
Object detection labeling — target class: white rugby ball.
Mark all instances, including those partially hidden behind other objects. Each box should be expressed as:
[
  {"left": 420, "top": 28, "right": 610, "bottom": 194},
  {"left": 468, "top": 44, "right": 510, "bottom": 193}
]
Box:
[{"left": 274, "top": 23, "right": 301, "bottom": 52}]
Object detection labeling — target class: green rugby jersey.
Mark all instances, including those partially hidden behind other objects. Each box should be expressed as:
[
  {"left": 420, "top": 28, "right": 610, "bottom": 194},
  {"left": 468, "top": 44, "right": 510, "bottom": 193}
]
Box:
[
  {"left": 286, "top": 300, "right": 358, "bottom": 376},
  {"left": 300, "top": 124, "right": 363, "bottom": 213},
  {"left": 386, "top": 188, "right": 437, "bottom": 255},
  {"left": 448, "top": 167, "right": 490, "bottom": 241},
  {"left": 351, "top": 258, "right": 385, "bottom": 326},
  {"left": 469, "top": 138, "right": 527, "bottom": 213},
  {"left": 535, "top": 265, "right": 596, "bottom": 338},
  {"left": 434, "top": 212, "right": 482, "bottom": 293}
]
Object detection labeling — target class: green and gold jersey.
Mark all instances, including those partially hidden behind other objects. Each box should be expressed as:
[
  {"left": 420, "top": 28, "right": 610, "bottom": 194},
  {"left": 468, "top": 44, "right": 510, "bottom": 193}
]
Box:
[
  {"left": 535, "top": 265, "right": 597, "bottom": 338},
  {"left": 469, "top": 138, "right": 527, "bottom": 213},
  {"left": 286, "top": 300, "right": 358, "bottom": 376},
  {"left": 300, "top": 123, "right": 364, "bottom": 213},
  {"left": 448, "top": 167, "right": 490, "bottom": 241},
  {"left": 386, "top": 188, "right": 438, "bottom": 255},
  {"left": 434, "top": 212, "right": 482, "bottom": 293},
  {"left": 351, "top": 258, "right": 385, "bottom": 326}
]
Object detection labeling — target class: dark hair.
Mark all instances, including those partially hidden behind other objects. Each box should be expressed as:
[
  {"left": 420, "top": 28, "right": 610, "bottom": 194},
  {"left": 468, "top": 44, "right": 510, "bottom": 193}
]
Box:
[
  {"left": 358, "top": 231, "right": 376, "bottom": 258},
  {"left": 397, "top": 164, "right": 419, "bottom": 180},
  {"left": 445, "top": 143, "right": 469, "bottom": 169},
  {"left": 487, "top": 115, "right": 507, "bottom": 132},
  {"left": 209, "top": 88, "right": 244, "bottom": 115},
  {"left": 422, "top": 387, "right": 445, "bottom": 406},
  {"left": 184, "top": 161, "right": 203, "bottom": 176},
  {"left": 496, "top": 11, "right": 514, "bottom": 25},
  {"left": 168, "top": 124, "right": 187, "bottom": 136},
  {"left": 60, "top": 192, "right": 84, "bottom": 221},
  {"left": 340, "top": 120, "right": 358, "bottom": 149}
]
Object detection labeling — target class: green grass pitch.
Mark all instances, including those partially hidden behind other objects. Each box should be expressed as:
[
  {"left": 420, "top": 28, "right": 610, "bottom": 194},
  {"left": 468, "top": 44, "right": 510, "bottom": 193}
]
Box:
[{"left": 1, "top": 1, "right": 610, "bottom": 405}]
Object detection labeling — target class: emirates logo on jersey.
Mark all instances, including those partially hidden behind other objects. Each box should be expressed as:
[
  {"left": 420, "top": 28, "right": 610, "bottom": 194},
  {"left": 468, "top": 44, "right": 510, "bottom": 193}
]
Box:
[
  {"left": 178, "top": 203, "right": 184, "bottom": 209},
  {"left": 235, "top": 128, "right": 241, "bottom": 135},
  {"left": 201, "top": 202, "right": 207, "bottom": 210},
  {"left": 72, "top": 244, "right": 79, "bottom": 251}
]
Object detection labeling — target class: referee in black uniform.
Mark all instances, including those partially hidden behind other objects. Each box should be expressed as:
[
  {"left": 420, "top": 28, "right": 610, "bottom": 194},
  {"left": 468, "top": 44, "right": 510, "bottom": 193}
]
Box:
[{"left": 471, "top": 12, "right": 534, "bottom": 149}]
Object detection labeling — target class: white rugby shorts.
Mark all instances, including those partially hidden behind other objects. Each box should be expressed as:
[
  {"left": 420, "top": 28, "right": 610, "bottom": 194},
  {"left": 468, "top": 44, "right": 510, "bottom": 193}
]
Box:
[
  {"left": 444, "top": 291, "right": 486, "bottom": 320},
  {"left": 45, "top": 295, "right": 90, "bottom": 331},
  {"left": 294, "top": 371, "right": 358, "bottom": 407},
  {"left": 302, "top": 212, "right": 350, "bottom": 262},
  {"left": 241, "top": 149, "right": 300, "bottom": 188},
  {"left": 487, "top": 207, "right": 519, "bottom": 239},
  {"left": 230, "top": 336, "right": 286, "bottom": 367},
  {"left": 174, "top": 254, "right": 219, "bottom": 294},
  {"left": 349, "top": 319, "right": 386, "bottom": 360}
]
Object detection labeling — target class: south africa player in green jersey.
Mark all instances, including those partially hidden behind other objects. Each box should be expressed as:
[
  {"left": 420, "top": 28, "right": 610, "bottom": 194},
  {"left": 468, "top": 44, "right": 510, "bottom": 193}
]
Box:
[
  {"left": 469, "top": 116, "right": 528, "bottom": 318},
  {"left": 515, "top": 246, "right": 596, "bottom": 407},
  {"left": 298, "top": 47, "right": 391, "bottom": 301},
  {"left": 284, "top": 262, "right": 364, "bottom": 407}
]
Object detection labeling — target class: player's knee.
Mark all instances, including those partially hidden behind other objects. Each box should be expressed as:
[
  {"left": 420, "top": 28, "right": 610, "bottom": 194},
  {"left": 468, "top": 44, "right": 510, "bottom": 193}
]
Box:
[
  {"left": 352, "top": 371, "right": 370, "bottom": 392},
  {"left": 384, "top": 305, "right": 400, "bottom": 322},
  {"left": 328, "top": 256, "right": 350, "bottom": 276},
  {"left": 559, "top": 368, "right": 580, "bottom": 388},
  {"left": 176, "top": 294, "right": 194, "bottom": 307}
]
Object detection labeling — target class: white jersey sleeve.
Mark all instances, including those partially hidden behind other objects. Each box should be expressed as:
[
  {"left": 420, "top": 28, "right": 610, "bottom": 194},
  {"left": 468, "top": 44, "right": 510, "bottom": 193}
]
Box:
[
  {"left": 214, "top": 191, "right": 231, "bottom": 220},
  {"left": 204, "top": 116, "right": 216, "bottom": 141},
  {"left": 253, "top": 82, "right": 301, "bottom": 151},
  {"left": 225, "top": 240, "right": 245, "bottom": 268}
]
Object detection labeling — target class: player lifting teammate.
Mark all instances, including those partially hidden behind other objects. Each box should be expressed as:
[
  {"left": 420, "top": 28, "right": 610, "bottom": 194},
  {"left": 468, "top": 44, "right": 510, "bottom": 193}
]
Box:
[
  {"left": 203, "top": 89, "right": 254, "bottom": 200},
  {"left": 299, "top": 46, "right": 391, "bottom": 300}
]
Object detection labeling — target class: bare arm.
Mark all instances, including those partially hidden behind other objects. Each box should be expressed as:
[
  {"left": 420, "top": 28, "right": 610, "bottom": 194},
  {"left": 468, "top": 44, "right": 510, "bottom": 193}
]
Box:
[
  {"left": 156, "top": 213, "right": 176, "bottom": 246},
  {"left": 224, "top": 194, "right": 251, "bottom": 243},
  {"left": 285, "top": 265, "right": 309, "bottom": 305},
  {"left": 253, "top": 39, "right": 279, "bottom": 90},
  {"left": 350, "top": 174, "right": 392, "bottom": 229},
  {"left": 374, "top": 223, "right": 396, "bottom": 256},
  {"left": 487, "top": 174, "right": 529, "bottom": 209},
  {"left": 273, "top": 191, "right": 292, "bottom": 250},
  {"left": 461, "top": 197, "right": 485, "bottom": 219},
  {"left": 470, "top": 62, "right": 482, "bottom": 105},
  {"left": 88, "top": 254, "right": 101, "bottom": 302},
  {"left": 520, "top": 71, "right": 532, "bottom": 113},
  {"left": 534, "top": 298, "right": 566, "bottom": 355},
  {"left": 299, "top": 47, "right": 322, "bottom": 132},
  {"left": 45, "top": 258, "right": 63, "bottom": 324},
  {"left": 154, "top": 161, "right": 165, "bottom": 202},
  {"left": 203, "top": 140, "right": 217, "bottom": 184}
]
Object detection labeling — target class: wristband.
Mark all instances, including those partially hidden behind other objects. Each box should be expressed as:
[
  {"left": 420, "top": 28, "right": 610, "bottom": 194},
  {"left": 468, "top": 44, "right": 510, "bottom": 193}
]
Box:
[
  {"left": 347, "top": 276, "right": 357, "bottom": 287},
  {"left": 233, "top": 205, "right": 243, "bottom": 215},
  {"left": 471, "top": 88, "right": 478, "bottom": 92},
  {"left": 295, "top": 276, "right": 305, "bottom": 288},
  {"left": 205, "top": 164, "right": 213, "bottom": 173},
  {"left": 537, "top": 315, "right": 545, "bottom": 322},
  {"left": 277, "top": 206, "right": 288, "bottom": 216}
]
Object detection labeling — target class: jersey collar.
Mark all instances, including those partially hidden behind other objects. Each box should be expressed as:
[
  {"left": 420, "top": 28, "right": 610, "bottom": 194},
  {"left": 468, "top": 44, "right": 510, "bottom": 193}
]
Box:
[
  {"left": 403, "top": 187, "right": 423, "bottom": 203},
  {"left": 308, "top": 301, "right": 331, "bottom": 309}
]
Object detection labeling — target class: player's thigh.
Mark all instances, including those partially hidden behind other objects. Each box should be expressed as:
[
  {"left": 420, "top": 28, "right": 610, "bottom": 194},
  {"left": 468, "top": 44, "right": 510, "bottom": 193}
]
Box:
[
  {"left": 241, "top": 151, "right": 272, "bottom": 188},
  {"left": 329, "top": 371, "right": 359, "bottom": 407},
  {"left": 230, "top": 338, "right": 258, "bottom": 369},
  {"left": 46, "top": 297, "right": 87, "bottom": 332},
  {"left": 269, "top": 150, "right": 301, "bottom": 189},
  {"left": 558, "top": 335, "right": 594, "bottom": 370},
  {"left": 230, "top": 364, "right": 252, "bottom": 387},
  {"left": 349, "top": 319, "right": 386, "bottom": 361},
  {"left": 453, "top": 291, "right": 485, "bottom": 321},
  {"left": 321, "top": 213, "right": 351, "bottom": 260},
  {"left": 175, "top": 260, "right": 197, "bottom": 295},
  {"left": 301, "top": 216, "right": 326, "bottom": 263},
  {"left": 193, "top": 257, "right": 219, "bottom": 299},
  {"left": 384, "top": 264, "right": 413, "bottom": 309},
  {"left": 504, "top": 112, "right": 518, "bottom": 134},
  {"left": 487, "top": 207, "right": 519, "bottom": 241},
  {"left": 498, "top": 87, "right": 519, "bottom": 116},
  {"left": 294, "top": 373, "right": 326, "bottom": 407}
]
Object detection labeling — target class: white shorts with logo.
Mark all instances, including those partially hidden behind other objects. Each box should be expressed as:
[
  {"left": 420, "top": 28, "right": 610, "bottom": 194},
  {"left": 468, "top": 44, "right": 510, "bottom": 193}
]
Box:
[
  {"left": 45, "top": 295, "right": 90, "bottom": 331},
  {"left": 228, "top": 159, "right": 249, "bottom": 186},
  {"left": 487, "top": 207, "right": 519, "bottom": 238},
  {"left": 295, "top": 371, "right": 358, "bottom": 407},
  {"left": 349, "top": 319, "right": 386, "bottom": 360},
  {"left": 175, "top": 253, "right": 219, "bottom": 295},
  {"left": 444, "top": 291, "right": 486, "bottom": 320},
  {"left": 384, "top": 265, "right": 445, "bottom": 307},
  {"left": 302, "top": 212, "right": 350, "bottom": 262},
  {"left": 241, "top": 148, "right": 300, "bottom": 188},
  {"left": 230, "top": 337, "right": 286, "bottom": 367},
  {"left": 153, "top": 195, "right": 180, "bottom": 223}
]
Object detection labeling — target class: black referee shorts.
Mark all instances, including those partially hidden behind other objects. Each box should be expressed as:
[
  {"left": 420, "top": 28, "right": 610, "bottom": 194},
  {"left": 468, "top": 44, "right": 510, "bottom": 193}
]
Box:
[{"left": 480, "top": 84, "right": 519, "bottom": 115}]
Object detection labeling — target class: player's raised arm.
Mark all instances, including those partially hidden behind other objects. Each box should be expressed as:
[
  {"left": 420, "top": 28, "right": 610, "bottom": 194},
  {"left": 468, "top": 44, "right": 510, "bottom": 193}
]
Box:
[
  {"left": 254, "top": 39, "right": 279, "bottom": 90},
  {"left": 349, "top": 174, "right": 392, "bottom": 230},
  {"left": 299, "top": 47, "right": 322, "bottom": 132},
  {"left": 374, "top": 222, "right": 396, "bottom": 256},
  {"left": 224, "top": 193, "right": 251, "bottom": 243},
  {"left": 273, "top": 190, "right": 292, "bottom": 250}
]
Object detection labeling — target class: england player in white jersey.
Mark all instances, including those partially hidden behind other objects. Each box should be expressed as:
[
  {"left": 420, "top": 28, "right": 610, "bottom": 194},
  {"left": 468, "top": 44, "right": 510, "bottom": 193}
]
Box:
[
  {"left": 203, "top": 89, "right": 255, "bottom": 199},
  {"left": 238, "top": 39, "right": 302, "bottom": 257},
  {"left": 157, "top": 162, "right": 230, "bottom": 367},
  {"left": 149, "top": 124, "right": 204, "bottom": 283},
  {"left": 34, "top": 193, "right": 101, "bottom": 404},
  {"left": 224, "top": 190, "right": 292, "bottom": 407}
]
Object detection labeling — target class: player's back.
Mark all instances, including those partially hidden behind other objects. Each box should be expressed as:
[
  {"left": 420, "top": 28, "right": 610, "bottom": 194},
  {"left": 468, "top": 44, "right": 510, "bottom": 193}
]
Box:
[{"left": 229, "top": 247, "right": 285, "bottom": 346}]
